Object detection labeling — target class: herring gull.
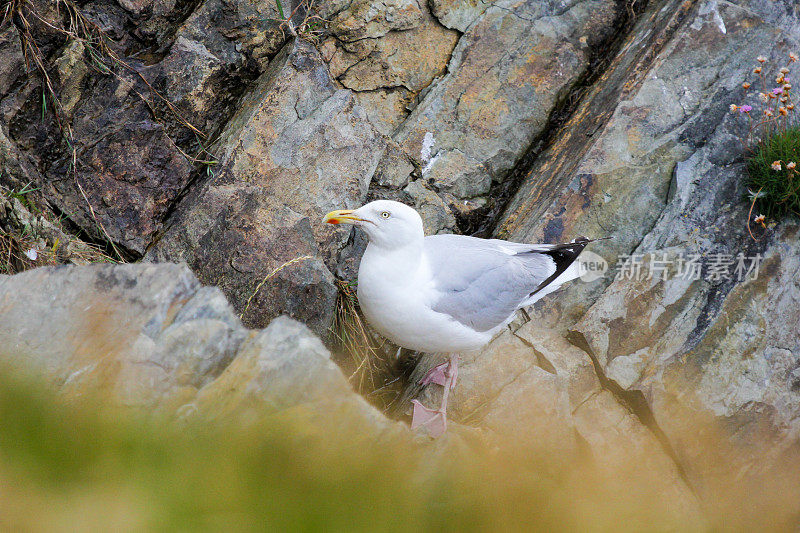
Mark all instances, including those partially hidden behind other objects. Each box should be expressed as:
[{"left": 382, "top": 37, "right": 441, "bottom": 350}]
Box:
[{"left": 324, "top": 200, "right": 595, "bottom": 437}]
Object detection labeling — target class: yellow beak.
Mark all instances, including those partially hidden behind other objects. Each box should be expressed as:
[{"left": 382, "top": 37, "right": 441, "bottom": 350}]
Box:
[{"left": 323, "top": 209, "right": 365, "bottom": 225}]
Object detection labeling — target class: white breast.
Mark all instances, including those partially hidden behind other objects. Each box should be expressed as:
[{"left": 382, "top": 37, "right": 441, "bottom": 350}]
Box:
[{"left": 356, "top": 244, "right": 496, "bottom": 353}]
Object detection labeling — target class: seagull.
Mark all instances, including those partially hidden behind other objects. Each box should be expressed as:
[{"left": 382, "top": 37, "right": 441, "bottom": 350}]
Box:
[{"left": 324, "top": 200, "right": 595, "bottom": 437}]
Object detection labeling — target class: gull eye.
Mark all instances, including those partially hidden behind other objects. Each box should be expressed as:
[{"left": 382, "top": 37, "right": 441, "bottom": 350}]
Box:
[{"left": 380, "top": 211, "right": 391, "bottom": 219}]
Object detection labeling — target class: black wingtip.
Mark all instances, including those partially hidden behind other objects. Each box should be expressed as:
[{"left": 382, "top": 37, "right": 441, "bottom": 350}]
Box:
[
  {"left": 544, "top": 240, "right": 590, "bottom": 269},
  {"left": 524, "top": 236, "right": 609, "bottom": 297},
  {"left": 575, "top": 235, "right": 613, "bottom": 243},
  {"left": 525, "top": 239, "right": 590, "bottom": 297},
  {"left": 546, "top": 235, "right": 612, "bottom": 273}
]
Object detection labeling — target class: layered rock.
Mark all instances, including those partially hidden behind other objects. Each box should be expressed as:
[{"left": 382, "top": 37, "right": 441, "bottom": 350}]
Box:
[
  {"left": 0, "top": 0, "right": 292, "bottom": 255},
  {"left": 392, "top": 0, "right": 619, "bottom": 214},
  {"left": 7, "top": 47, "right": 196, "bottom": 254},
  {"left": 320, "top": 0, "right": 459, "bottom": 137},
  {"left": 403, "top": 322, "right": 701, "bottom": 516},
  {"left": 0, "top": 262, "right": 395, "bottom": 435},
  {"left": 408, "top": 0, "right": 800, "bottom": 521},
  {"left": 148, "top": 39, "right": 385, "bottom": 335}
]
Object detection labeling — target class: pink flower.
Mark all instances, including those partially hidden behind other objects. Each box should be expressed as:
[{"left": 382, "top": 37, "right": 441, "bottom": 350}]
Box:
[
  {"left": 771, "top": 161, "right": 782, "bottom": 171},
  {"left": 739, "top": 105, "right": 752, "bottom": 113},
  {"left": 772, "top": 87, "right": 784, "bottom": 95}
]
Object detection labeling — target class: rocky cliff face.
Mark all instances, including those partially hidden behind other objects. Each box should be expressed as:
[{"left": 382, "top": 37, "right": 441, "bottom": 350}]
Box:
[
  {"left": 0, "top": 263, "right": 400, "bottom": 436},
  {"left": 1, "top": 0, "right": 799, "bottom": 526},
  {"left": 409, "top": 0, "right": 800, "bottom": 519}
]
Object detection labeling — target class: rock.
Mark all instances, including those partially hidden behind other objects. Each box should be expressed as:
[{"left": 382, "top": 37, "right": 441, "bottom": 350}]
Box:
[
  {"left": 156, "top": 36, "right": 233, "bottom": 130},
  {"left": 394, "top": 0, "right": 619, "bottom": 199},
  {"left": 495, "top": 0, "right": 703, "bottom": 329},
  {"left": 400, "top": 0, "right": 800, "bottom": 520},
  {"left": 429, "top": 0, "right": 491, "bottom": 32},
  {"left": 6, "top": 48, "right": 195, "bottom": 256},
  {"left": 486, "top": 0, "right": 800, "bottom": 516},
  {"left": 76, "top": 119, "right": 195, "bottom": 253},
  {"left": 323, "top": 3, "right": 459, "bottom": 132},
  {"left": 53, "top": 40, "right": 89, "bottom": 118},
  {"left": 116, "top": 0, "right": 175, "bottom": 17},
  {"left": 0, "top": 263, "right": 237, "bottom": 410},
  {"left": 0, "top": 192, "right": 106, "bottom": 266},
  {"left": 354, "top": 88, "right": 415, "bottom": 136},
  {"left": 189, "top": 315, "right": 394, "bottom": 436},
  {"left": 143, "top": 0, "right": 289, "bottom": 137},
  {"left": 0, "top": 263, "right": 400, "bottom": 437},
  {"left": 0, "top": 29, "right": 24, "bottom": 97},
  {"left": 335, "top": 14, "right": 459, "bottom": 93},
  {"left": 165, "top": 0, "right": 285, "bottom": 74},
  {"left": 147, "top": 39, "right": 386, "bottom": 335},
  {"left": 1, "top": 0, "right": 289, "bottom": 258},
  {"left": 0, "top": 128, "right": 42, "bottom": 195},
  {"left": 329, "top": 0, "right": 423, "bottom": 41},
  {"left": 402, "top": 179, "right": 457, "bottom": 234},
  {"left": 570, "top": 389, "right": 704, "bottom": 523},
  {"left": 372, "top": 140, "right": 415, "bottom": 188},
  {"left": 571, "top": 234, "right": 800, "bottom": 506},
  {"left": 114, "top": 0, "right": 181, "bottom": 40},
  {"left": 134, "top": 0, "right": 285, "bottom": 62},
  {"left": 402, "top": 323, "right": 700, "bottom": 512},
  {"left": 0, "top": 0, "right": 798, "bottom": 519},
  {"left": 405, "top": 325, "right": 592, "bottom": 436}
]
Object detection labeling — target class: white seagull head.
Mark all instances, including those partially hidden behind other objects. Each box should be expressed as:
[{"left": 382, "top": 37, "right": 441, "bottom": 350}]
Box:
[{"left": 324, "top": 199, "right": 424, "bottom": 249}]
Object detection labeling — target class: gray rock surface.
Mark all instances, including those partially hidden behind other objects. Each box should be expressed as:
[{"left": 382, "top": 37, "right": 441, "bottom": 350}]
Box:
[
  {"left": 0, "top": 0, "right": 799, "bottom": 522},
  {"left": 408, "top": 0, "right": 800, "bottom": 518},
  {"left": 0, "top": 262, "right": 395, "bottom": 435},
  {"left": 393, "top": 0, "right": 619, "bottom": 204},
  {"left": 147, "top": 39, "right": 385, "bottom": 334}
]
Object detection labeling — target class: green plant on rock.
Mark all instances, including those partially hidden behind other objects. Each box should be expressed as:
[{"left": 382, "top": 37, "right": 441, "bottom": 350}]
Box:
[
  {"left": 746, "top": 134, "right": 800, "bottom": 219},
  {"left": 273, "top": 0, "right": 326, "bottom": 43},
  {"left": 733, "top": 52, "right": 800, "bottom": 236},
  {"left": 1, "top": 183, "right": 117, "bottom": 275}
]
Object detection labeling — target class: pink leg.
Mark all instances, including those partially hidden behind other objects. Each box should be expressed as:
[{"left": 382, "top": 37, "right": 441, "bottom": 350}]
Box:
[
  {"left": 411, "top": 356, "right": 459, "bottom": 438},
  {"left": 418, "top": 356, "right": 458, "bottom": 389}
]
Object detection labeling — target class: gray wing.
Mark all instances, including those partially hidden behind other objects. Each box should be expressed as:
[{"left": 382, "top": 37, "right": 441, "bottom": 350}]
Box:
[{"left": 424, "top": 235, "right": 558, "bottom": 332}]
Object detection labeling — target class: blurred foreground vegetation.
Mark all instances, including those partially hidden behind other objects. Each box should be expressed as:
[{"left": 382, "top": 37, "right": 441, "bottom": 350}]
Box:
[{"left": 0, "top": 368, "right": 797, "bottom": 532}]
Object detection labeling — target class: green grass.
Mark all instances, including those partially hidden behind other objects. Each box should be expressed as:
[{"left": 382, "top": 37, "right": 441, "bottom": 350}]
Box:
[
  {"left": 0, "top": 371, "right": 475, "bottom": 531},
  {"left": 0, "top": 367, "right": 725, "bottom": 532},
  {"left": 2, "top": 364, "right": 799, "bottom": 531},
  {"left": 746, "top": 125, "right": 800, "bottom": 218}
]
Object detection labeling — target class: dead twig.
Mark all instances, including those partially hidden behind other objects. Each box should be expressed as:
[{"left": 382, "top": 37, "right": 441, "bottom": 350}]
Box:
[{"left": 240, "top": 255, "right": 313, "bottom": 319}]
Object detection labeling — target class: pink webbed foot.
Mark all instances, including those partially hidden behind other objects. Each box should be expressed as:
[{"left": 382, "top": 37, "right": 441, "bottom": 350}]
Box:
[
  {"left": 410, "top": 400, "right": 447, "bottom": 438},
  {"left": 411, "top": 356, "right": 459, "bottom": 438}
]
